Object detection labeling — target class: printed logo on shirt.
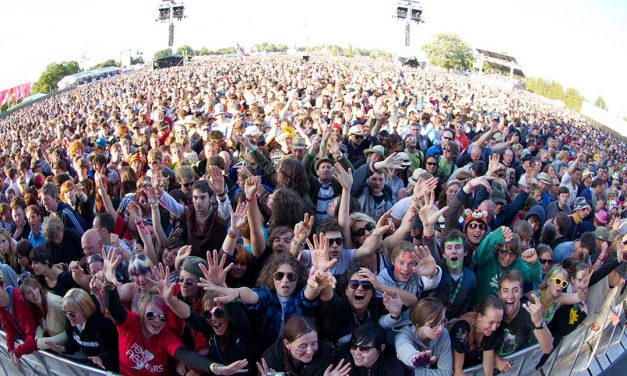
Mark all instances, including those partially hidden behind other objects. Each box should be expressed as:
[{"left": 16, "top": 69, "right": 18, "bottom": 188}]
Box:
[
  {"left": 126, "top": 343, "right": 163, "bottom": 373},
  {"left": 490, "top": 275, "right": 499, "bottom": 291}
]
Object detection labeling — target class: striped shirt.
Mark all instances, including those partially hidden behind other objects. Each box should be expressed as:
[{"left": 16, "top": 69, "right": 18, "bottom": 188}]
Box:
[{"left": 315, "top": 182, "right": 335, "bottom": 224}]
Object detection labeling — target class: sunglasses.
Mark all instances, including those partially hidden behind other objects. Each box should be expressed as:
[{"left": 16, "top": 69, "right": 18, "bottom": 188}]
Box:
[
  {"left": 146, "top": 311, "right": 168, "bottom": 322},
  {"left": 181, "top": 182, "right": 194, "bottom": 188},
  {"left": 426, "top": 162, "right": 437, "bottom": 166},
  {"left": 353, "top": 135, "right": 364, "bottom": 140},
  {"left": 540, "top": 258, "right": 553, "bottom": 265},
  {"left": 443, "top": 136, "right": 453, "bottom": 141},
  {"left": 468, "top": 222, "right": 486, "bottom": 230},
  {"left": 352, "top": 222, "right": 375, "bottom": 237},
  {"left": 273, "top": 271, "right": 298, "bottom": 282},
  {"left": 178, "top": 277, "right": 197, "bottom": 287},
  {"left": 349, "top": 344, "right": 375, "bottom": 353},
  {"left": 550, "top": 277, "right": 569, "bottom": 288},
  {"left": 202, "top": 307, "right": 225, "bottom": 320},
  {"left": 63, "top": 310, "right": 78, "bottom": 318},
  {"left": 327, "top": 237, "right": 344, "bottom": 246},
  {"left": 499, "top": 248, "right": 516, "bottom": 258},
  {"left": 348, "top": 279, "right": 373, "bottom": 291},
  {"left": 425, "top": 318, "right": 449, "bottom": 329}
]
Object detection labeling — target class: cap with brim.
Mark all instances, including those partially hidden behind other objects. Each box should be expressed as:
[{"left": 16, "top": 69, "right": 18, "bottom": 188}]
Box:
[
  {"left": 363, "top": 145, "right": 385, "bottom": 158},
  {"left": 582, "top": 170, "right": 593, "bottom": 180},
  {"left": 315, "top": 157, "right": 335, "bottom": 170},
  {"left": 243, "top": 126, "right": 262, "bottom": 137},
  {"left": 537, "top": 172, "right": 551, "bottom": 185},
  {"left": 181, "top": 256, "right": 208, "bottom": 280},
  {"left": 348, "top": 125, "right": 365, "bottom": 136},
  {"left": 490, "top": 189, "right": 507, "bottom": 205},
  {"left": 392, "top": 152, "right": 412, "bottom": 169},
  {"left": 291, "top": 137, "right": 307, "bottom": 149},
  {"left": 95, "top": 137, "right": 107, "bottom": 149},
  {"left": 594, "top": 225, "right": 610, "bottom": 241},
  {"left": 573, "top": 197, "right": 590, "bottom": 211}
]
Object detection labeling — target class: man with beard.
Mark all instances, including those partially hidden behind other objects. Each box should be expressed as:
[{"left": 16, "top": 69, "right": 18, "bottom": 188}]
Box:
[{"left": 490, "top": 271, "right": 553, "bottom": 373}]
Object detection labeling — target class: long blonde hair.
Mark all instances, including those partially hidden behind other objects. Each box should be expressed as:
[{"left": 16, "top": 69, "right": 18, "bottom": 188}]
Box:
[{"left": 0, "top": 228, "right": 17, "bottom": 270}]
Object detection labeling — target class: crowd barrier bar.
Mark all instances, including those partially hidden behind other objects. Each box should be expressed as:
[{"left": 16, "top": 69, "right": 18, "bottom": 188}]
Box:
[{"left": 0, "top": 292, "right": 624, "bottom": 376}]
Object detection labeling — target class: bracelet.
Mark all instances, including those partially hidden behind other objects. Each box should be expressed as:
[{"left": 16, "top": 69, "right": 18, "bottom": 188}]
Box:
[
  {"left": 292, "top": 238, "right": 304, "bottom": 246},
  {"left": 233, "top": 288, "right": 241, "bottom": 304},
  {"left": 390, "top": 313, "right": 400, "bottom": 320},
  {"left": 227, "top": 230, "right": 239, "bottom": 239},
  {"left": 246, "top": 194, "right": 256, "bottom": 202},
  {"left": 209, "top": 362, "right": 223, "bottom": 374}
]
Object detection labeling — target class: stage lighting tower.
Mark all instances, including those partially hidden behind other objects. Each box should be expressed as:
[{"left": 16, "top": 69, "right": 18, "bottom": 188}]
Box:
[
  {"left": 394, "top": 0, "right": 423, "bottom": 47},
  {"left": 156, "top": 1, "right": 186, "bottom": 56}
]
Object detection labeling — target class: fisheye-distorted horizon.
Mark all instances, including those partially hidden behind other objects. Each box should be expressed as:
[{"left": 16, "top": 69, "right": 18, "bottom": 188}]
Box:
[{"left": 1, "top": 0, "right": 626, "bottom": 115}]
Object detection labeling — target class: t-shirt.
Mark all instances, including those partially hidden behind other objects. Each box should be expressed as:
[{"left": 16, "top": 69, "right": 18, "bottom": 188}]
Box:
[
  {"left": 117, "top": 311, "right": 183, "bottom": 376},
  {"left": 300, "top": 248, "right": 356, "bottom": 276},
  {"left": 495, "top": 301, "right": 536, "bottom": 357},
  {"left": 450, "top": 319, "right": 498, "bottom": 367}
]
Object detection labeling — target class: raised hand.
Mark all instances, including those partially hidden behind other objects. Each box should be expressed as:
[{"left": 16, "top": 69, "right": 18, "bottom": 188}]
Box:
[
  {"left": 373, "top": 210, "right": 393, "bottom": 236},
  {"left": 294, "top": 213, "right": 315, "bottom": 243},
  {"left": 256, "top": 358, "right": 275, "bottom": 376},
  {"left": 417, "top": 190, "right": 448, "bottom": 227},
  {"left": 487, "top": 153, "right": 500, "bottom": 175},
  {"left": 523, "top": 292, "right": 544, "bottom": 327},
  {"left": 145, "top": 187, "right": 158, "bottom": 203},
  {"left": 381, "top": 152, "right": 405, "bottom": 169},
  {"left": 126, "top": 201, "right": 142, "bottom": 222},
  {"left": 151, "top": 167, "right": 164, "bottom": 195},
  {"left": 414, "top": 177, "right": 439, "bottom": 199},
  {"left": 197, "top": 280, "right": 240, "bottom": 304},
  {"left": 323, "top": 359, "right": 351, "bottom": 376},
  {"left": 175, "top": 245, "right": 192, "bottom": 271},
  {"left": 244, "top": 175, "right": 260, "bottom": 198},
  {"left": 307, "top": 270, "right": 337, "bottom": 292},
  {"left": 306, "top": 233, "right": 338, "bottom": 272},
  {"left": 212, "top": 359, "right": 248, "bottom": 375},
  {"left": 466, "top": 176, "right": 493, "bottom": 193},
  {"left": 357, "top": 267, "right": 381, "bottom": 291},
  {"left": 383, "top": 292, "right": 402, "bottom": 318},
  {"left": 333, "top": 163, "right": 353, "bottom": 190},
  {"left": 521, "top": 248, "right": 538, "bottom": 264},
  {"left": 102, "top": 248, "right": 121, "bottom": 284},
  {"left": 153, "top": 263, "right": 175, "bottom": 298},
  {"left": 205, "top": 165, "right": 225, "bottom": 195},
  {"left": 501, "top": 226, "right": 514, "bottom": 242},
  {"left": 199, "top": 250, "right": 233, "bottom": 287},
  {"left": 412, "top": 245, "right": 437, "bottom": 277},
  {"left": 229, "top": 201, "right": 248, "bottom": 230}
]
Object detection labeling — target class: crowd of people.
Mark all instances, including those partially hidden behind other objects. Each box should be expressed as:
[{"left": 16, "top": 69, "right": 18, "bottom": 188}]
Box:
[{"left": 0, "top": 55, "right": 625, "bottom": 376}]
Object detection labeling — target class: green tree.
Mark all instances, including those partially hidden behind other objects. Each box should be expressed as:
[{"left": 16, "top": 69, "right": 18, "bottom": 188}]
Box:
[
  {"left": 594, "top": 96, "right": 607, "bottom": 110},
  {"left": 89, "top": 59, "right": 120, "bottom": 70},
  {"left": 563, "top": 87, "right": 585, "bottom": 112},
  {"left": 197, "top": 47, "right": 210, "bottom": 56},
  {"left": 422, "top": 33, "right": 475, "bottom": 71},
  {"left": 482, "top": 60, "right": 494, "bottom": 74},
  {"left": 31, "top": 61, "right": 80, "bottom": 93},
  {"left": 130, "top": 56, "right": 144, "bottom": 65},
  {"left": 176, "top": 44, "right": 194, "bottom": 56},
  {"left": 153, "top": 49, "right": 171, "bottom": 59}
]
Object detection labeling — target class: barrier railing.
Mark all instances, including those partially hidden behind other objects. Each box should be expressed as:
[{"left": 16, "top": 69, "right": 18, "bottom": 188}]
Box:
[{"left": 0, "top": 289, "right": 625, "bottom": 376}]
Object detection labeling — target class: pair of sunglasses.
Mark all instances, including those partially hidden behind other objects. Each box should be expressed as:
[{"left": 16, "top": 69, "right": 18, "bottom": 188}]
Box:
[
  {"left": 273, "top": 271, "right": 298, "bottom": 282},
  {"left": 540, "top": 258, "right": 553, "bottom": 265},
  {"left": 178, "top": 277, "right": 196, "bottom": 287},
  {"left": 146, "top": 311, "right": 168, "bottom": 322},
  {"left": 202, "top": 307, "right": 225, "bottom": 320},
  {"left": 550, "top": 277, "right": 569, "bottom": 288},
  {"left": 352, "top": 222, "right": 374, "bottom": 237},
  {"left": 348, "top": 280, "right": 373, "bottom": 291}
]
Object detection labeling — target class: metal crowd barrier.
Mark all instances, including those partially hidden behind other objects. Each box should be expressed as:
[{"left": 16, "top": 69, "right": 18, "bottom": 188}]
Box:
[{"left": 1, "top": 289, "right": 625, "bottom": 376}]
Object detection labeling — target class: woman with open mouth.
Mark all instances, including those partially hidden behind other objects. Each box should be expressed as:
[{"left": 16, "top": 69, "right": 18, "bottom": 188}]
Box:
[
  {"left": 448, "top": 295, "right": 504, "bottom": 374},
  {"left": 529, "top": 265, "right": 591, "bottom": 325}
]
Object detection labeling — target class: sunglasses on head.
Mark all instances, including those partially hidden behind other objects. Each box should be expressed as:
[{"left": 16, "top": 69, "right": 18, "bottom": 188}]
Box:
[
  {"left": 348, "top": 279, "right": 373, "bottom": 291},
  {"left": 550, "top": 277, "right": 569, "bottom": 288},
  {"left": 540, "top": 258, "right": 553, "bottom": 265},
  {"left": 273, "top": 271, "right": 298, "bottom": 282},
  {"left": 327, "top": 237, "right": 344, "bottom": 246},
  {"left": 202, "top": 307, "right": 225, "bottom": 320},
  {"left": 352, "top": 222, "right": 375, "bottom": 237},
  {"left": 468, "top": 222, "right": 486, "bottom": 230},
  {"left": 349, "top": 344, "right": 375, "bottom": 353},
  {"left": 146, "top": 311, "right": 168, "bottom": 322},
  {"left": 178, "top": 277, "right": 196, "bottom": 287}
]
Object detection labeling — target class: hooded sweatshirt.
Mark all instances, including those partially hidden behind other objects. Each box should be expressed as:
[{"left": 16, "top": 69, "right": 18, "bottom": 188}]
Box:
[
  {"left": 394, "top": 321, "right": 453, "bottom": 375},
  {"left": 262, "top": 338, "right": 340, "bottom": 376},
  {"left": 376, "top": 264, "right": 441, "bottom": 298}
]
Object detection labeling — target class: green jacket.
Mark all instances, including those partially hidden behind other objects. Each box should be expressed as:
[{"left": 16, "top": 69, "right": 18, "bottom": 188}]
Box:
[{"left": 469, "top": 227, "right": 542, "bottom": 307}]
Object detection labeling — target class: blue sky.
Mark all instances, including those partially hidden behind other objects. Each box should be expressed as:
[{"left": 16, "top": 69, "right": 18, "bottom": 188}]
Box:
[{"left": 1, "top": 0, "right": 626, "bottom": 115}]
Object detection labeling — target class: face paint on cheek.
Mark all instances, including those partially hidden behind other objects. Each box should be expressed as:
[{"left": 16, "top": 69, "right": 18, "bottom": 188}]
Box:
[{"left": 446, "top": 257, "right": 464, "bottom": 269}]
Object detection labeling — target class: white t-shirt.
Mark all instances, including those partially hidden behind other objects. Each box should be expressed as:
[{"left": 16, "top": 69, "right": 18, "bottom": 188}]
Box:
[{"left": 390, "top": 197, "right": 412, "bottom": 220}]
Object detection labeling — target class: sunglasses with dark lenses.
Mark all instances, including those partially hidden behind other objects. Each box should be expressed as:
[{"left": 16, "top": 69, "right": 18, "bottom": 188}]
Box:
[
  {"left": 203, "top": 308, "right": 225, "bottom": 320},
  {"left": 348, "top": 279, "right": 374, "bottom": 291},
  {"left": 349, "top": 344, "right": 375, "bottom": 353},
  {"left": 352, "top": 222, "right": 375, "bottom": 237},
  {"left": 327, "top": 237, "right": 344, "bottom": 246},
  {"left": 540, "top": 258, "right": 553, "bottom": 265},
  {"left": 273, "top": 271, "right": 298, "bottom": 282},
  {"left": 181, "top": 182, "right": 194, "bottom": 188},
  {"left": 498, "top": 248, "right": 516, "bottom": 258},
  {"left": 178, "top": 277, "right": 196, "bottom": 287},
  {"left": 426, "top": 161, "right": 437, "bottom": 166},
  {"left": 550, "top": 277, "right": 569, "bottom": 288},
  {"left": 353, "top": 135, "right": 364, "bottom": 140},
  {"left": 443, "top": 136, "right": 453, "bottom": 141},
  {"left": 468, "top": 222, "right": 486, "bottom": 231},
  {"left": 146, "top": 312, "right": 168, "bottom": 322}
]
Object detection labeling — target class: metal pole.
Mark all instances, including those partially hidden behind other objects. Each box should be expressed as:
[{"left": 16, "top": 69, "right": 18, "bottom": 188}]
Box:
[{"left": 168, "top": 1, "right": 174, "bottom": 56}]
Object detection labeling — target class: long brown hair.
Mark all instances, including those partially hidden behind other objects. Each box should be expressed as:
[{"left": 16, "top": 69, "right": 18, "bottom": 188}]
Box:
[
  {"left": 282, "top": 316, "right": 317, "bottom": 373},
  {"left": 19, "top": 277, "right": 49, "bottom": 320}
]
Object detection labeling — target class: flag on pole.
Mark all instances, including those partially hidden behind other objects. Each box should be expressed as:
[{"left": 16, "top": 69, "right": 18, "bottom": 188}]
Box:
[{"left": 236, "top": 43, "right": 247, "bottom": 62}]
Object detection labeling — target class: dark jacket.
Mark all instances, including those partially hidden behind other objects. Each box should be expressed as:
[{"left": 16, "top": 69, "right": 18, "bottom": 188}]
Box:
[
  {"left": 47, "top": 228, "right": 83, "bottom": 265},
  {"left": 343, "top": 348, "right": 407, "bottom": 376},
  {"left": 320, "top": 294, "right": 387, "bottom": 345},
  {"left": 263, "top": 338, "right": 342, "bottom": 376},
  {"left": 64, "top": 309, "right": 119, "bottom": 371}
]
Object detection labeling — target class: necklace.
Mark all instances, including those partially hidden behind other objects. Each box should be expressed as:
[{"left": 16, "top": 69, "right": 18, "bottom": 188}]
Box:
[{"left": 541, "top": 289, "right": 555, "bottom": 308}]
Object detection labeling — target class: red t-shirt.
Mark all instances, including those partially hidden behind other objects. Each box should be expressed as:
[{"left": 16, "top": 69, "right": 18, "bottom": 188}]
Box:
[
  {"left": 117, "top": 311, "right": 183, "bottom": 376},
  {"left": 113, "top": 215, "right": 133, "bottom": 241}
]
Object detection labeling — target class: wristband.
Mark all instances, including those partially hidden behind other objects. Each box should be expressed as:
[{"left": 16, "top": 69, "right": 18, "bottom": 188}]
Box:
[
  {"left": 390, "top": 313, "right": 400, "bottom": 320},
  {"left": 209, "top": 363, "right": 222, "bottom": 374},
  {"left": 246, "top": 194, "right": 256, "bottom": 202},
  {"left": 227, "top": 230, "right": 239, "bottom": 239},
  {"left": 233, "top": 288, "right": 241, "bottom": 303}
]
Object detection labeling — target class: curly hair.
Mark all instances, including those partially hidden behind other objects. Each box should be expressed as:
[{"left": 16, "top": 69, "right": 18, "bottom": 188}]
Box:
[
  {"left": 255, "top": 254, "right": 306, "bottom": 293},
  {"left": 269, "top": 188, "right": 305, "bottom": 228},
  {"left": 277, "top": 158, "right": 310, "bottom": 196}
]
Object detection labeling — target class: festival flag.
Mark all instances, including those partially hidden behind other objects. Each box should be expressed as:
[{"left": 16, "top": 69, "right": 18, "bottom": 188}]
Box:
[{"left": 236, "top": 43, "right": 247, "bottom": 62}]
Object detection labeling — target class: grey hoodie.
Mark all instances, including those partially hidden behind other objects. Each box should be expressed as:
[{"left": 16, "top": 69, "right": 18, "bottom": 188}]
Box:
[{"left": 394, "top": 321, "right": 453, "bottom": 376}]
